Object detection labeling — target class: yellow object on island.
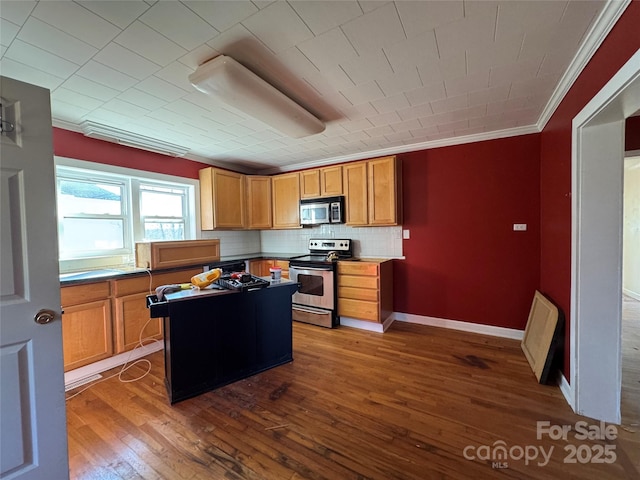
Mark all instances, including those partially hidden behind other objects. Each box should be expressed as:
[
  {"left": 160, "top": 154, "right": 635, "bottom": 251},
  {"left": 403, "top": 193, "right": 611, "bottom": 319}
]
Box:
[{"left": 191, "top": 268, "right": 222, "bottom": 289}]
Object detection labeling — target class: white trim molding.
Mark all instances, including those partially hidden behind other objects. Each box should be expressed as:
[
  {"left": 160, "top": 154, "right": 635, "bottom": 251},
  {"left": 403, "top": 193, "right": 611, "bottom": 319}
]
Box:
[
  {"left": 340, "top": 314, "right": 395, "bottom": 333},
  {"left": 558, "top": 373, "right": 574, "bottom": 410},
  {"left": 393, "top": 312, "right": 524, "bottom": 340},
  {"left": 64, "top": 341, "right": 163, "bottom": 389},
  {"left": 537, "top": 0, "right": 631, "bottom": 130}
]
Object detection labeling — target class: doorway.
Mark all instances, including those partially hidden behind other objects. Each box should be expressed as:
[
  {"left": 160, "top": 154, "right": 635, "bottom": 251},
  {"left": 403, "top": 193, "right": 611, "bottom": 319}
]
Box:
[{"left": 570, "top": 49, "right": 640, "bottom": 423}]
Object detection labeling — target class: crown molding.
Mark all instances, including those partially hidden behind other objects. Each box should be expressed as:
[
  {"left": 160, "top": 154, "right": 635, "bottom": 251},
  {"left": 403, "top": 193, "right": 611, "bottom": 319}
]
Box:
[
  {"left": 537, "top": 0, "right": 631, "bottom": 131},
  {"left": 259, "top": 124, "right": 540, "bottom": 174}
]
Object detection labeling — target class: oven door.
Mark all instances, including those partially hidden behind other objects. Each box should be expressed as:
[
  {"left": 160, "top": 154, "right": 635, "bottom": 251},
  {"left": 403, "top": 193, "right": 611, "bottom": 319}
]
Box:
[{"left": 289, "top": 265, "right": 334, "bottom": 310}]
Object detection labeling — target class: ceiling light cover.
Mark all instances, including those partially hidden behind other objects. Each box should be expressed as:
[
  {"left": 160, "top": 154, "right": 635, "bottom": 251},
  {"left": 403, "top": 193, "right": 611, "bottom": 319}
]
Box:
[{"left": 189, "top": 55, "right": 325, "bottom": 138}]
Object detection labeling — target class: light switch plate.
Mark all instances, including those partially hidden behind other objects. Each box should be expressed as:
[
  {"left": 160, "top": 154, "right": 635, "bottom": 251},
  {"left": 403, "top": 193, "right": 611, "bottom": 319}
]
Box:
[
  {"left": 513, "top": 224, "right": 527, "bottom": 231},
  {"left": 403, "top": 229, "right": 410, "bottom": 239}
]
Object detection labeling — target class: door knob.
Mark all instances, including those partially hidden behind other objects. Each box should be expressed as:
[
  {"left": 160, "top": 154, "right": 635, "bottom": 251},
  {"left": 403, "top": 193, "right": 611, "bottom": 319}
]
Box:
[{"left": 34, "top": 309, "right": 58, "bottom": 325}]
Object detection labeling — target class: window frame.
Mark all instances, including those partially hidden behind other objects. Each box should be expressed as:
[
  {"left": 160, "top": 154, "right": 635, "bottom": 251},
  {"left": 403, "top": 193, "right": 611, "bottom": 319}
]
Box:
[{"left": 55, "top": 156, "right": 200, "bottom": 273}]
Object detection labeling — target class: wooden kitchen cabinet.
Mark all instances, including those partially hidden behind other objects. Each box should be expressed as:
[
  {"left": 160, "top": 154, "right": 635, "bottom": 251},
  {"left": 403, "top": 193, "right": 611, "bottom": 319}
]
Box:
[
  {"left": 337, "top": 260, "right": 393, "bottom": 323},
  {"left": 246, "top": 176, "right": 272, "bottom": 229},
  {"left": 272, "top": 172, "right": 301, "bottom": 229},
  {"left": 61, "top": 282, "right": 113, "bottom": 371},
  {"left": 300, "top": 166, "right": 343, "bottom": 199},
  {"left": 343, "top": 161, "right": 369, "bottom": 225},
  {"left": 343, "top": 156, "right": 401, "bottom": 226},
  {"left": 320, "top": 165, "right": 343, "bottom": 196},
  {"left": 300, "top": 169, "right": 321, "bottom": 199},
  {"left": 135, "top": 239, "right": 220, "bottom": 270},
  {"left": 199, "top": 167, "right": 245, "bottom": 229},
  {"left": 368, "top": 156, "right": 402, "bottom": 226},
  {"left": 112, "top": 267, "right": 202, "bottom": 354},
  {"left": 248, "top": 259, "right": 290, "bottom": 279}
]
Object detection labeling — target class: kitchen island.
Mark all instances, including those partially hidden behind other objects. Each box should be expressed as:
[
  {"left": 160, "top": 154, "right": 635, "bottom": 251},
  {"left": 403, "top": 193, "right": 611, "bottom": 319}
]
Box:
[{"left": 148, "top": 279, "right": 299, "bottom": 404}]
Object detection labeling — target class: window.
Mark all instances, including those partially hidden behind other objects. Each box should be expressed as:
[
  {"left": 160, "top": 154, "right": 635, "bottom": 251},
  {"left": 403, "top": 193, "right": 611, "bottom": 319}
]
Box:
[{"left": 55, "top": 160, "right": 196, "bottom": 271}]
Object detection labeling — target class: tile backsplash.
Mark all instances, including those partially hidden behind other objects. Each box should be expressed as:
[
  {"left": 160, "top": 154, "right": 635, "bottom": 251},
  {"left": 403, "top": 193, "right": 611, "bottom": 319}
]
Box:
[
  {"left": 260, "top": 225, "right": 404, "bottom": 258},
  {"left": 200, "top": 230, "right": 261, "bottom": 256},
  {"left": 198, "top": 225, "right": 404, "bottom": 259}
]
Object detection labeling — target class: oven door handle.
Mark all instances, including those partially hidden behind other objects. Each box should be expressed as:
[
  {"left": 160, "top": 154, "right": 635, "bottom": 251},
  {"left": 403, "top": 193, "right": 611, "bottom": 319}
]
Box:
[{"left": 290, "top": 266, "right": 333, "bottom": 272}]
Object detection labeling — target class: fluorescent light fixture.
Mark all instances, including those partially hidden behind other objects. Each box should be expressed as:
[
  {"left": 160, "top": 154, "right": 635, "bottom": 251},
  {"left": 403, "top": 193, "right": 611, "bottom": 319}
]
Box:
[
  {"left": 80, "top": 121, "right": 190, "bottom": 157},
  {"left": 189, "top": 55, "right": 325, "bottom": 138}
]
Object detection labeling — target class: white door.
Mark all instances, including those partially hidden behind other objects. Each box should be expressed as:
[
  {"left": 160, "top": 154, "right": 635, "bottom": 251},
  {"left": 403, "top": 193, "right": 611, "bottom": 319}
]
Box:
[{"left": 0, "top": 77, "right": 69, "bottom": 479}]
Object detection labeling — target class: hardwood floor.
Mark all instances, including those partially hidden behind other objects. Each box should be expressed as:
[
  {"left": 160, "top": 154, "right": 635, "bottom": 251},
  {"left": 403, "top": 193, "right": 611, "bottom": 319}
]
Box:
[{"left": 66, "top": 321, "right": 639, "bottom": 480}]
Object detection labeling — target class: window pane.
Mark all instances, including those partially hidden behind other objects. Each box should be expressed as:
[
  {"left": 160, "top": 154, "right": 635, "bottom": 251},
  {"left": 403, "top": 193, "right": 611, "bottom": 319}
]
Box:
[
  {"left": 60, "top": 218, "right": 124, "bottom": 251},
  {"left": 144, "top": 220, "right": 185, "bottom": 240},
  {"left": 140, "top": 190, "right": 183, "bottom": 217},
  {"left": 58, "top": 179, "right": 122, "bottom": 215}
]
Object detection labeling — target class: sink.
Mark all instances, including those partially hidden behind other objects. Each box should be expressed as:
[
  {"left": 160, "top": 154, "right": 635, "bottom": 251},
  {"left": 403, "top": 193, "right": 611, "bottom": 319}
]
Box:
[{"left": 59, "top": 269, "right": 124, "bottom": 281}]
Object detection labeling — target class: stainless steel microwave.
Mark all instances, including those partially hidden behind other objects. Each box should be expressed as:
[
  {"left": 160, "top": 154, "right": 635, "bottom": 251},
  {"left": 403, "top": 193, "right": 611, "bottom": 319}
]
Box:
[{"left": 300, "top": 196, "right": 345, "bottom": 226}]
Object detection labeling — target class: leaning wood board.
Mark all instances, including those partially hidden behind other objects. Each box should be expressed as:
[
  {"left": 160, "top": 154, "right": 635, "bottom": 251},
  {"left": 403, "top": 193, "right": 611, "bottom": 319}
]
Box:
[{"left": 521, "top": 290, "right": 561, "bottom": 384}]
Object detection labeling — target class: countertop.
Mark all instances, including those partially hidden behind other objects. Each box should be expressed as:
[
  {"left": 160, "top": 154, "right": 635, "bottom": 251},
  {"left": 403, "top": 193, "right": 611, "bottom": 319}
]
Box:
[
  {"left": 59, "top": 252, "right": 306, "bottom": 286},
  {"left": 162, "top": 278, "right": 298, "bottom": 303}
]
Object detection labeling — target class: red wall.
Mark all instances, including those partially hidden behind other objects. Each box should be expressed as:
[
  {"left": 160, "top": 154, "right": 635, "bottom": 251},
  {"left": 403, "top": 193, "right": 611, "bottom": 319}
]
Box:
[
  {"left": 540, "top": 1, "right": 640, "bottom": 377},
  {"left": 53, "top": 127, "right": 209, "bottom": 179},
  {"left": 394, "top": 134, "right": 541, "bottom": 329}
]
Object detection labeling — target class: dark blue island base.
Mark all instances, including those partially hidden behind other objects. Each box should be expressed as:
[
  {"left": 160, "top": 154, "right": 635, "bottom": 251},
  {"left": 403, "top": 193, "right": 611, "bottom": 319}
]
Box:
[{"left": 147, "top": 280, "right": 299, "bottom": 404}]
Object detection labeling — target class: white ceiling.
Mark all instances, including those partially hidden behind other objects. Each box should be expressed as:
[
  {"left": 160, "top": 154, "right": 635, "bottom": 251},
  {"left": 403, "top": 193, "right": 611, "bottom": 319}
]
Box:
[{"left": 0, "top": 0, "right": 611, "bottom": 173}]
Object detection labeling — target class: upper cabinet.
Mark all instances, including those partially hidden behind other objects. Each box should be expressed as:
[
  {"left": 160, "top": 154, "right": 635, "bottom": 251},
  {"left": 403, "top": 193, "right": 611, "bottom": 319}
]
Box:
[
  {"left": 199, "top": 167, "right": 245, "bottom": 230},
  {"left": 300, "top": 169, "right": 321, "bottom": 199},
  {"left": 343, "top": 161, "right": 369, "bottom": 226},
  {"left": 246, "top": 176, "right": 272, "bottom": 229},
  {"left": 300, "top": 166, "right": 343, "bottom": 199},
  {"left": 343, "top": 156, "right": 402, "bottom": 226},
  {"left": 272, "top": 172, "right": 301, "bottom": 229},
  {"left": 368, "top": 156, "right": 402, "bottom": 226}
]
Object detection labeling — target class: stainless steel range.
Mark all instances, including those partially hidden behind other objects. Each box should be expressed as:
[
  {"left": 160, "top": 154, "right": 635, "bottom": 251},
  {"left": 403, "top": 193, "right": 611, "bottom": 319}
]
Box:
[{"left": 289, "top": 238, "right": 353, "bottom": 328}]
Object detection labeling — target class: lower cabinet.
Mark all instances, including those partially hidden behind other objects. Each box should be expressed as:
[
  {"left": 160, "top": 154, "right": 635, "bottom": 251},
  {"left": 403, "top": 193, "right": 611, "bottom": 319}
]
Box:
[
  {"left": 248, "top": 259, "right": 290, "bottom": 279},
  {"left": 113, "top": 292, "right": 163, "bottom": 353},
  {"left": 337, "top": 260, "right": 393, "bottom": 323},
  {"left": 61, "top": 282, "right": 113, "bottom": 371},
  {"left": 61, "top": 267, "right": 202, "bottom": 372}
]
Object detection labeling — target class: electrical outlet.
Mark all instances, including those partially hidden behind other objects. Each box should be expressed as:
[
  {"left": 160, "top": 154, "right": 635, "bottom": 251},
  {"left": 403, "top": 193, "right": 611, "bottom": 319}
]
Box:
[
  {"left": 403, "top": 229, "right": 410, "bottom": 239},
  {"left": 513, "top": 224, "right": 527, "bottom": 231}
]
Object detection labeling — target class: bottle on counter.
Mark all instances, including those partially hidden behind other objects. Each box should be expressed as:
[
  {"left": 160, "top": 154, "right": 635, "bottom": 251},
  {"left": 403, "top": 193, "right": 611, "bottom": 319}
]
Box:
[{"left": 190, "top": 268, "right": 223, "bottom": 289}]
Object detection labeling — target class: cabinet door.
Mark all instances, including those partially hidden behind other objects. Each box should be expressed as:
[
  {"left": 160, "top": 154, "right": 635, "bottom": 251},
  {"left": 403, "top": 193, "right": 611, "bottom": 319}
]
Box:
[
  {"left": 199, "top": 167, "right": 245, "bottom": 229},
  {"left": 62, "top": 299, "right": 113, "bottom": 371},
  {"left": 246, "top": 176, "right": 272, "bottom": 229},
  {"left": 213, "top": 168, "right": 245, "bottom": 228},
  {"left": 343, "top": 161, "right": 368, "bottom": 225},
  {"left": 368, "top": 156, "right": 400, "bottom": 225},
  {"left": 114, "top": 292, "right": 163, "bottom": 353},
  {"left": 274, "top": 260, "right": 290, "bottom": 279},
  {"left": 272, "top": 172, "right": 301, "bottom": 229},
  {"left": 320, "top": 166, "right": 343, "bottom": 196},
  {"left": 300, "top": 169, "right": 320, "bottom": 199}
]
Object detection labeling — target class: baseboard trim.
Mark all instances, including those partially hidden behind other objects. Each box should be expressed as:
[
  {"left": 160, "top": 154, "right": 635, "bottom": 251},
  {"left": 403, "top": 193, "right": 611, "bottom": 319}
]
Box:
[
  {"left": 622, "top": 288, "right": 640, "bottom": 301},
  {"left": 339, "top": 314, "right": 395, "bottom": 333},
  {"left": 557, "top": 372, "right": 574, "bottom": 410},
  {"left": 64, "top": 341, "right": 163, "bottom": 388},
  {"left": 393, "top": 312, "right": 525, "bottom": 340}
]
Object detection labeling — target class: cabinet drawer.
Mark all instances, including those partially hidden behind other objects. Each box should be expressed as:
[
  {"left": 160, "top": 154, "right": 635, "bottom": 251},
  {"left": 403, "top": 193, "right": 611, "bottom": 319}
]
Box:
[
  {"left": 338, "top": 298, "right": 379, "bottom": 322},
  {"left": 338, "top": 275, "right": 378, "bottom": 289},
  {"left": 338, "top": 286, "right": 379, "bottom": 302},
  {"left": 113, "top": 268, "right": 202, "bottom": 296},
  {"left": 61, "top": 282, "right": 110, "bottom": 307},
  {"left": 338, "top": 262, "right": 379, "bottom": 276}
]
